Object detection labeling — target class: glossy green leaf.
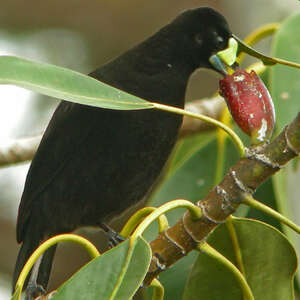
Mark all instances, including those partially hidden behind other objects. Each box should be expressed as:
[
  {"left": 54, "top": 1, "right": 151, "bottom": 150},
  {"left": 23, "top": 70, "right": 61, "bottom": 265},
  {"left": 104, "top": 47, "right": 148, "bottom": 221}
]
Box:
[
  {"left": 269, "top": 12, "right": 300, "bottom": 262},
  {"left": 183, "top": 218, "right": 297, "bottom": 300},
  {"left": 0, "top": 55, "right": 153, "bottom": 110},
  {"left": 270, "top": 12, "right": 300, "bottom": 131},
  {"left": 51, "top": 237, "right": 151, "bottom": 300},
  {"left": 169, "top": 132, "right": 215, "bottom": 175}
]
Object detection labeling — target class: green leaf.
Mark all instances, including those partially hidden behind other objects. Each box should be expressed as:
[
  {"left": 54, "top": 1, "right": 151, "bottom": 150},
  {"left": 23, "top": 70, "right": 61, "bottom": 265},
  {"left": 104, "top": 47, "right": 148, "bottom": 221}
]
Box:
[
  {"left": 51, "top": 237, "right": 151, "bottom": 300},
  {"left": 183, "top": 218, "right": 297, "bottom": 300},
  {"left": 270, "top": 12, "right": 300, "bottom": 132},
  {"left": 169, "top": 132, "right": 215, "bottom": 175},
  {"left": 0, "top": 55, "right": 153, "bottom": 110},
  {"left": 269, "top": 11, "right": 300, "bottom": 263}
]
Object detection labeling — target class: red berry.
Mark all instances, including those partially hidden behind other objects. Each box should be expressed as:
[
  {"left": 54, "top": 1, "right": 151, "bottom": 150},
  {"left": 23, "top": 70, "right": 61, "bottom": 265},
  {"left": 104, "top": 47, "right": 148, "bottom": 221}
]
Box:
[{"left": 219, "top": 69, "right": 275, "bottom": 144}]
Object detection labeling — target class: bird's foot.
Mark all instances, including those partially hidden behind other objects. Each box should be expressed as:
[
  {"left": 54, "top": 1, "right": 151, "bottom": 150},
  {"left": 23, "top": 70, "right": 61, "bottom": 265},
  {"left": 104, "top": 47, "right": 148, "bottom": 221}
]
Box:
[
  {"left": 99, "top": 222, "right": 125, "bottom": 248},
  {"left": 35, "top": 290, "right": 56, "bottom": 300},
  {"left": 25, "top": 283, "right": 46, "bottom": 300}
]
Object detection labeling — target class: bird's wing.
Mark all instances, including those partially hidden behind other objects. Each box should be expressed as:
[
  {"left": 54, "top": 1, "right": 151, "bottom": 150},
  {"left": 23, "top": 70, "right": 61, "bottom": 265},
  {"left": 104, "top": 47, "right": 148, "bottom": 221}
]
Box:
[{"left": 16, "top": 100, "right": 98, "bottom": 242}]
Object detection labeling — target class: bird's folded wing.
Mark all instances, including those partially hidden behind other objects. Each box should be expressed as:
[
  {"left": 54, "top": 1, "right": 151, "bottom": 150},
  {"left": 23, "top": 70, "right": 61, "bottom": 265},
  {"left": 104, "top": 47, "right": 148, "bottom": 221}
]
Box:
[{"left": 16, "top": 101, "right": 98, "bottom": 242}]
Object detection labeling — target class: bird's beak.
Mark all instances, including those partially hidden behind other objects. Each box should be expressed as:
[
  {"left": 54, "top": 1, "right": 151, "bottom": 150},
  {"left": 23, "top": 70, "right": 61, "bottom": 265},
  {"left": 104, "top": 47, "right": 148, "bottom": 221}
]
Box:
[{"left": 209, "top": 37, "right": 238, "bottom": 75}]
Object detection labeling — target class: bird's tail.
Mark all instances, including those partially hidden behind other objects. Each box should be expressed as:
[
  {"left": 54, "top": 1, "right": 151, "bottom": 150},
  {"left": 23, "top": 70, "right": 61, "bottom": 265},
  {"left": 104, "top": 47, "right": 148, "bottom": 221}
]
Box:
[{"left": 12, "top": 235, "right": 57, "bottom": 295}]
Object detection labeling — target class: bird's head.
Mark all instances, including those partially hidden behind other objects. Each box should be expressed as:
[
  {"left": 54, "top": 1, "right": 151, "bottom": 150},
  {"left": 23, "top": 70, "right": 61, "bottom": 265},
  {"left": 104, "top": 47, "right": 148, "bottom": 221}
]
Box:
[{"left": 168, "top": 7, "right": 235, "bottom": 74}]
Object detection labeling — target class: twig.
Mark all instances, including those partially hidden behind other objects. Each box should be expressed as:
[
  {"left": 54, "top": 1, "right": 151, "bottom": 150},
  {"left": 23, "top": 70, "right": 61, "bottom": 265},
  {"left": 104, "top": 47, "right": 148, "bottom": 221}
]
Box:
[
  {"left": 0, "top": 135, "right": 41, "bottom": 167},
  {"left": 0, "top": 97, "right": 226, "bottom": 167},
  {"left": 179, "top": 96, "right": 226, "bottom": 138}
]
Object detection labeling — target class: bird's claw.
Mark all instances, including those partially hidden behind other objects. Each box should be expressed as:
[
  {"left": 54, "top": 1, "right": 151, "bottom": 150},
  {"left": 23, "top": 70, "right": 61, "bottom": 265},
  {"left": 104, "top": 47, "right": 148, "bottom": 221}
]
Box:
[
  {"left": 25, "top": 283, "right": 46, "bottom": 300},
  {"left": 99, "top": 222, "right": 125, "bottom": 248},
  {"left": 108, "top": 231, "right": 125, "bottom": 248}
]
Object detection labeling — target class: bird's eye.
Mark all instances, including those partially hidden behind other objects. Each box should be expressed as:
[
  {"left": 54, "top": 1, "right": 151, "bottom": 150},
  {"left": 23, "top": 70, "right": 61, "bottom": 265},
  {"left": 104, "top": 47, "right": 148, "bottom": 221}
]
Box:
[
  {"left": 216, "top": 36, "right": 225, "bottom": 47},
  {"left": 194, "top": 33, "right": 203, "bottom": 46}
]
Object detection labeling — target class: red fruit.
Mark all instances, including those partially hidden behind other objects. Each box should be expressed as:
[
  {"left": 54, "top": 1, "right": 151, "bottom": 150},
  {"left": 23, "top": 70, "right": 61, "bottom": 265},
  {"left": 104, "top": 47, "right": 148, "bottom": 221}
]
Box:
[{"left": 219, "top": 69, "right": 275, "bottom": 144}]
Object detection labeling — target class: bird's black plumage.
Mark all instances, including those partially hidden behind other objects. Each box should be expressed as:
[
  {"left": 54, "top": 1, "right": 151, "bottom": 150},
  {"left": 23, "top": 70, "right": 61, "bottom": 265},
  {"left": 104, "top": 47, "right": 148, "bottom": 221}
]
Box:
[{"left": 13, "top": 7, "right": 231, "bottom": 297}]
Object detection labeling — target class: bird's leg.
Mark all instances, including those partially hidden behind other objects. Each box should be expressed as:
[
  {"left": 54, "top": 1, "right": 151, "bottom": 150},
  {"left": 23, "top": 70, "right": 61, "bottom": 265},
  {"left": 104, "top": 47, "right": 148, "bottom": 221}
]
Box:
[
  {"left": 98, "top": 222, "right": 125, "bottom": 248},
  {"left": 25, "top": 255, "right": 46, "bottom": 300}
]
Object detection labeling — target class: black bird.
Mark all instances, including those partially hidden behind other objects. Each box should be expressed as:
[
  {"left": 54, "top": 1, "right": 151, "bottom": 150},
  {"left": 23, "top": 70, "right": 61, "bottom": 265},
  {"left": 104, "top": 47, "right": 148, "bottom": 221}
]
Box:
[{"left": 13, "top": 7, "right": 232, "bottom": 298}]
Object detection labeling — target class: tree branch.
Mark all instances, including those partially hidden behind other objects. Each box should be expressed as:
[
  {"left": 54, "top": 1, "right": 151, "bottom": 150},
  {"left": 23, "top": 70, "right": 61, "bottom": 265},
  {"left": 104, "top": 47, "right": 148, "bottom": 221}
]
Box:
[
  {"left": 144, "top": 112, "right": 300, "bottom": 285},
  {"left": 0, "top": 97, "right": 225, "bottom": 168},
  {"left": 0, "top": 135, "right": 41, "bottom": 167},
  {"left": 179, "top": 95, "right": 226, "bottom": 138}
]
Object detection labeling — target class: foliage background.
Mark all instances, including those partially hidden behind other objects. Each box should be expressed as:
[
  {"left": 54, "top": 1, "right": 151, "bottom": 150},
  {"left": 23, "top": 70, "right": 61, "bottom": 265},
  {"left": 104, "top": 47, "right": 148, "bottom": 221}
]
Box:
[{"left": 0, "top": 0, "right": 299, "bottom": 298}]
